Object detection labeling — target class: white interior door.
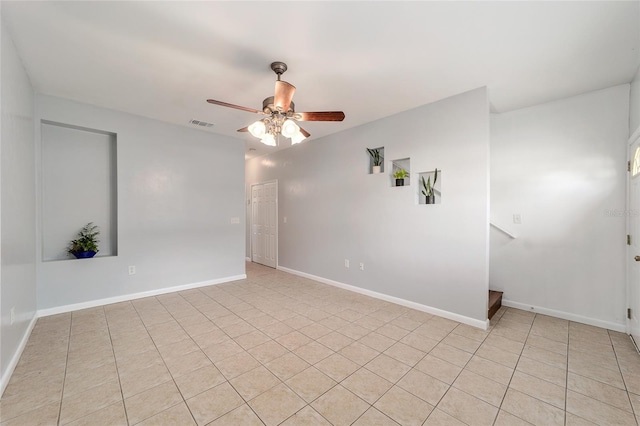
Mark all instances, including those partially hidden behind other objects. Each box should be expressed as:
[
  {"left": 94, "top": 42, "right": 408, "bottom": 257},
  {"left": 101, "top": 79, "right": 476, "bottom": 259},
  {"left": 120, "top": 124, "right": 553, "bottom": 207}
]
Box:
[
  {"left": 251, "top": 181, "right": 277, "bottom": 268},
  {"left": 628, "top": 137, "right": 640, "bottom": 348}
]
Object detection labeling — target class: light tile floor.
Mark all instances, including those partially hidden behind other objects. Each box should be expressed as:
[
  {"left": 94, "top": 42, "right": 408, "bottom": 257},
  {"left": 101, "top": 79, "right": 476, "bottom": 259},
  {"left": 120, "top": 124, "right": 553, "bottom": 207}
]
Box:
[{"left": 1, "top": 262, "right": 639, "bottom": 425}]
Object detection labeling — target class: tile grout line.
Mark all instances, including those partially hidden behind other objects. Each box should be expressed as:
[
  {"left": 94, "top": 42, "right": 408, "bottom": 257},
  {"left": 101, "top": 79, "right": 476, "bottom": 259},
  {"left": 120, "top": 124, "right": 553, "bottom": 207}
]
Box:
[
  {"left": 422, "top": 330, "right": 482, "bottom": 425},
  {"left": 390, "top": 316, "right": 496, "bottom": 425},
  {"left": 103, "top": 306, "right": 130, "bottom": 426},
  {"left": 218, "top": 280, "right": 433, "bottom": 424},
  {"left": 271, "top": 304, "right": 398, "bottom": 424},
  {"left": 564, "top": 325, "right": 637, "bottom": 423},
  {"left": 56, "top": 314, "right": 73, "bottom": 426},
  {"left": 236, "top": 278, "right": 361, "bottom": 425},
  {"left": 176, "top": 286, "right": 288, "bottom": 423},
  {"left": 304, "top": 308, "right": 443, "bottom": 425},
  {"left": 158, "top": 291, "right": 238, "bottom": 423},
  {"left": 608, "top": 329, "right": 639, "bottom": 422},
  {"left": 129, "top": 296, "right": 198, "bottom": 425},
  {"left": 491, "top": 308, "right": 534, "bottom": 426},
  {"left": 171, "top": 285, "right": 307, "bottom": 425}
]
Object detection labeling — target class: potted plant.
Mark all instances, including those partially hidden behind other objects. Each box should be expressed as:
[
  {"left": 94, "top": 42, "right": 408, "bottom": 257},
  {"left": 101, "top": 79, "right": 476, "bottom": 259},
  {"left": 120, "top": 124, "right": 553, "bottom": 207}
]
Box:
[
  {"left": 421, "top": 169, "right": 439, "bottom": 204},
  {"left": 367, "top": 148, "right": 383, "bottom": 173},
  {"left": 393, "top": 168, "right": 409, "bottom": 186},
  {"left": 67, "top": 222, "right": 100, "bottom": 259}
]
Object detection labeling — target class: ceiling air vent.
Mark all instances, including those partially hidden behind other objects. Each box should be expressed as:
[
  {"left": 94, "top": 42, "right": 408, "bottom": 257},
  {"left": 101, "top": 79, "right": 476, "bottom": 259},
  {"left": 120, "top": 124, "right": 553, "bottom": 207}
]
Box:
[{"left": 189, "top": 119, "right": 214, "bottom": 128}]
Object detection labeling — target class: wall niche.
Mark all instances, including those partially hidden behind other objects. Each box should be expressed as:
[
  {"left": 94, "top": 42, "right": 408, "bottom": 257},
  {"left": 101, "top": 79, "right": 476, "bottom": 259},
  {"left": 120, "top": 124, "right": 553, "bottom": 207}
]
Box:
[
  {"left": 418, "top": 169, "right": 442, "bottom": 204},
  {"left": 41, "top": 120, "right": 118, "bottom": 261},
  {"left": 367, "top": 146, "right": 384, "bottom": 174},
  {"left": 391, "top": 158, "right": 410, "bottom": 187}
]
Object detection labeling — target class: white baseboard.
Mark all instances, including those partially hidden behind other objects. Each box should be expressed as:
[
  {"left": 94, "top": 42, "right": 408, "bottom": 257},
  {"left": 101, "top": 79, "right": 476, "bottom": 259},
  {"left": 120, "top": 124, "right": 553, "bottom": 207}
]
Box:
[
  {"left": 502, "top": 299, "right": 626, "bottom": 333},
  {"left": 1, "top": 314, "right": 38, "bottom": 397},
  {"left": 277, "top": 266, "right": 489, "bottom": 330},
  {"left": 37, "top": 274, "right": 246, "bottom": 318},
  {"left": 245, "top": 257, "right": 251, "bottom": 262}
]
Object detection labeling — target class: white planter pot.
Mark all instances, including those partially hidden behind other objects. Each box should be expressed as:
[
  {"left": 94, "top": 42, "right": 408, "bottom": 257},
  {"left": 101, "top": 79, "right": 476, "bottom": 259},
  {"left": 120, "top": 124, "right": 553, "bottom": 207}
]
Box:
[{"left": 372, "top": 166, "right": 381, "bottom": 174}]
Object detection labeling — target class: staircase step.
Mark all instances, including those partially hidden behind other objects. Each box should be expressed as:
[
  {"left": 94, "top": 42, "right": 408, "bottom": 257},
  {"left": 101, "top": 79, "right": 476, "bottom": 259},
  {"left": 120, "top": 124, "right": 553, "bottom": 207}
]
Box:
[{"left": 488, "top": 290, "right": 503, "bottom": 320}]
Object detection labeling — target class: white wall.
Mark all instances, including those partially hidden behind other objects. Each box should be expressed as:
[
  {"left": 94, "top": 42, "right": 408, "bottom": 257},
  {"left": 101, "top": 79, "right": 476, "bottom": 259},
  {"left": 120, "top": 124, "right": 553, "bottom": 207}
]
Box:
[
  {"left": 36, "top": 95, "right": 246, "bottom": 311},
  {"left": 491, "top": 85, "right": 629, "bottom": 330},
  {"left": 247, "top": 88, "right": 490, "bottom": 325},
  {"left": 1, "top": 21, "right": 37, "bottom": 390},
  {"left": 629, "top": 4, "right": 640, "bottom": 137},
  {"left": 631, "top": 65, "right": 640, "bottom": 137}
]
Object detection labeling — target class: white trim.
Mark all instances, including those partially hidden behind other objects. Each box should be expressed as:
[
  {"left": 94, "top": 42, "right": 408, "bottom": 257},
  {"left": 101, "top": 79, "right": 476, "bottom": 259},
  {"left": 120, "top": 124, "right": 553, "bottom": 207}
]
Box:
[
  {"left": 502, "top": 299, "right": 627, "bottom": 333},
  {"left": 490, "top": 222, "right": 517, "bottom": 239},
  {"left": 245, "top": 257, "right": 251, "bottom": 262},
  {"left": 277, "top": 266, "right": 489, "bottom": 330},
  {"left": 1, "top": 315, "right": 38, "bottom": 397},
  {"left": 37, "top": 274, "right": 246, "bottom": 317},
  {"left": 627, "top": 132, "right": 640, "bottom": 337},
  {"left": 631, "top": 334, "right": 639, "bottom": 354}
]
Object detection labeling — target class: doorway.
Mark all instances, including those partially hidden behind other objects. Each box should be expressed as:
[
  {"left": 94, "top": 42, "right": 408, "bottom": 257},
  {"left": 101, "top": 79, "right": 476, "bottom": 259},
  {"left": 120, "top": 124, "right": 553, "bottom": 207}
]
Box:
[{"left": 251, "top": 181, "right": 277, "bottom": 268}]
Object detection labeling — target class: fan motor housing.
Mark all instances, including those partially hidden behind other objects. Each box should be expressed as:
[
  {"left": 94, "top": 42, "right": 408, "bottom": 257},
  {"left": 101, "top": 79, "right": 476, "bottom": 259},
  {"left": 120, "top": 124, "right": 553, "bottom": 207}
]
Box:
[{"left": 263, "top": 96, "right": 294, "bottom": 114}]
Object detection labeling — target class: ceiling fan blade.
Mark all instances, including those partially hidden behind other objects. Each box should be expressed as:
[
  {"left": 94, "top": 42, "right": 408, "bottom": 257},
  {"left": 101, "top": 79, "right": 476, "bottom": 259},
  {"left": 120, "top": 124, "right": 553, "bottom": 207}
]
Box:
[
  {"left": 295, "top": 111, "right": 345, "bottom": 122},
  {"left": 237, "top": 126, "right": 249, "bottom": 132},
  {"left": 299, "top": 126, "right": 311, "bottom": 138},
  {"left": 207, "top": 99, "right": 262, "bottom": 114},
  {"left": 274, "top": 81, "right": 296, "bottom": 112}
]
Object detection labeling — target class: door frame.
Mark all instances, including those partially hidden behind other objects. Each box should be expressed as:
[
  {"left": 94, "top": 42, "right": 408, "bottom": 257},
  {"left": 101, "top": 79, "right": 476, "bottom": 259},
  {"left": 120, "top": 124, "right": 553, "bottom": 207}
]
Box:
[
  {"left": 627, "top": 128, "right": 640, "bottom": 348},
  {"left": 249, "top": 179, "right": 278, "bottom": 268}
]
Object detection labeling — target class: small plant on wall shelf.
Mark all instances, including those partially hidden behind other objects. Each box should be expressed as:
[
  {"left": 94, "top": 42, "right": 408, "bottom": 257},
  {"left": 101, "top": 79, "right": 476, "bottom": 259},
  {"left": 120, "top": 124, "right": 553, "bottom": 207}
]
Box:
[
  {"left": 67, "top": 222, "right": 100, "bottom": 259},
  {"left": 421, "top": 169, "right": 439, "bottom": 204},
  {"left": 367, "top": 148, "right": 383, "bottom": 173},
  {"left": 393, "top": 168, "right": 409, "bottom": 186}
]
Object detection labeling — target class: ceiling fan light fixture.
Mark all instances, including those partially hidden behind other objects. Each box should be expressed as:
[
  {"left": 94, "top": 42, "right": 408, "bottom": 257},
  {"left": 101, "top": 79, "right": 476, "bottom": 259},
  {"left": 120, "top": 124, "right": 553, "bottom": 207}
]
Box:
[
  {"left": 248, "top": 120, "right": 266, "bottom": 138},
  {"left": 281, "top": 119, "right": 300, "bottom": 138},
  {"left": 291, "top": 131, "right": 307, "bottom": 145},
  {"left": 260, "top": 133, "right": 276, "bottom": 146},
  {"left": 207, "top": 62, "right": 346, "bottom": 146}
]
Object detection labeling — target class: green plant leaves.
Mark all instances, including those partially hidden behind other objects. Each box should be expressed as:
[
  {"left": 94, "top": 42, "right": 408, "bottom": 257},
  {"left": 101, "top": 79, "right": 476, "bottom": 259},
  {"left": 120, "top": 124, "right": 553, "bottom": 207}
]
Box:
[
  {"left": 366, "top": 148, "right": 383, "bottom": 166},
  {"left": 393, "top": 168, "right": 409, "bottom": 179},
  {"left": 420, "top": 169, "right": 438, "bottom": 197},
  {"left": 67, "top": 222, "right": 100, "bottom": 254}
]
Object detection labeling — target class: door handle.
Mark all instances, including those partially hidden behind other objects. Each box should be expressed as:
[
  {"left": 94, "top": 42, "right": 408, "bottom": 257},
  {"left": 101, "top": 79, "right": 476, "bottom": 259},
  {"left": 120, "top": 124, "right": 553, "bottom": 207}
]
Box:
[{"left": 635, "top": 256, "right": 640, "bottom": 261}]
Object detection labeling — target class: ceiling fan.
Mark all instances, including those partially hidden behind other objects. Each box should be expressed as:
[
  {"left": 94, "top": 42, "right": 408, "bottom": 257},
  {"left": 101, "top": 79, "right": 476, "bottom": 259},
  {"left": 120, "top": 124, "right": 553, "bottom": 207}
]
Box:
[{"left": 206, "top": 62, "right": 345, "bottom": 146}]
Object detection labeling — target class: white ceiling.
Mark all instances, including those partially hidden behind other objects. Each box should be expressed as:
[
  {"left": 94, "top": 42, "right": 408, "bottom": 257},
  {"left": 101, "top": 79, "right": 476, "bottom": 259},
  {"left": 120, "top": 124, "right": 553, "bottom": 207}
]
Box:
[{"left": 3, "top": 1, "right": 639, "bottom": 159}]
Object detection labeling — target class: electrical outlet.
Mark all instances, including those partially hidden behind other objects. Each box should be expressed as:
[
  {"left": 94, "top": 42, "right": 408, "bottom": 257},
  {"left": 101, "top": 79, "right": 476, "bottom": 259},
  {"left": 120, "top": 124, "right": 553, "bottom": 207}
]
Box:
[
  {"left": 284, "top": 217, "right": 287, "bottom": 223},
  {"left": 128, "top": 265, "right": 136, "bottom": 275},
  {"left": 10, "top": 307, "right": 15, "bottom": 325},
  {"left": 359, "top": 263, "right": 364, "bottom": 271},
  {"left": 513, "top": 213, "right": 522, "bottom": 224},
  {"left": 344, "top": 259, "right": 350, "bottom": 268}
]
